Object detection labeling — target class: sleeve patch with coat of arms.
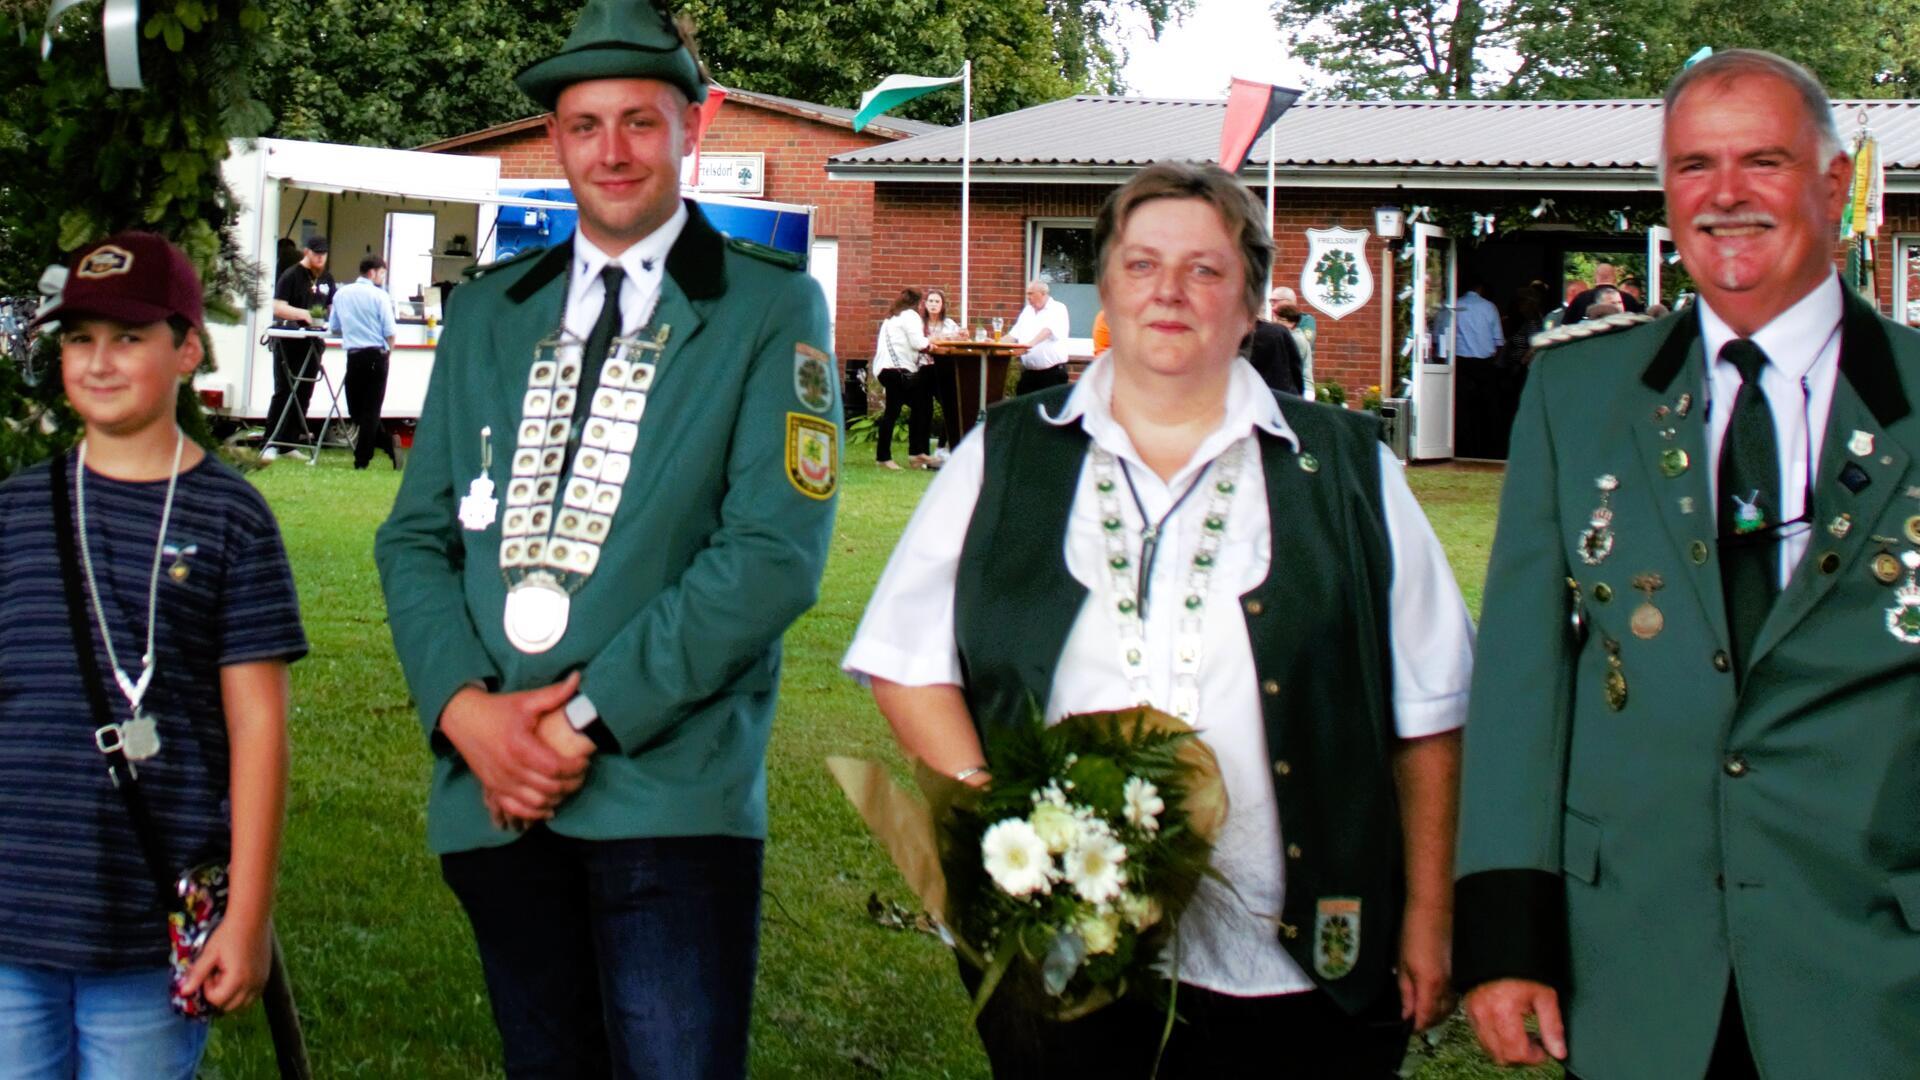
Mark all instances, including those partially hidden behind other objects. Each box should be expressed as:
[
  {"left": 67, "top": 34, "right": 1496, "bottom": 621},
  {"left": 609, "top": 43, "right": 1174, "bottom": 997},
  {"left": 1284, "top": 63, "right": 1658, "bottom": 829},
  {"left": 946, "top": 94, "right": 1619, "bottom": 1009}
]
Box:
[
  {"left": 785, "top": 412, "right": 838, "bottom": 500},
  {"left": 794, "top": 343, "right": 834, "bottom": 412}
]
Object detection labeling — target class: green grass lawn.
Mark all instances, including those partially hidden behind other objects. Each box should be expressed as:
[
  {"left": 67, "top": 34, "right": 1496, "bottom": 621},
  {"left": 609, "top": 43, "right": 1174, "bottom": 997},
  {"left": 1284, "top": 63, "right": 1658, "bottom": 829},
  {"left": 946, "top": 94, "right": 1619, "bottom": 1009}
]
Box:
[{"left": 199, "top": 450, "right": 1536, "bottom": 1079}]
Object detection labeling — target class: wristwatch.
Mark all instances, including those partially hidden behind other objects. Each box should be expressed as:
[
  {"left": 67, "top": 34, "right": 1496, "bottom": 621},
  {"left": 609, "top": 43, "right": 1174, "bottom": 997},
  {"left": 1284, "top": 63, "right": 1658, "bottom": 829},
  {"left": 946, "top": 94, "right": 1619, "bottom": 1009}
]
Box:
[{"left": 563, "top": 692, "right": 620, "bottom": 755}]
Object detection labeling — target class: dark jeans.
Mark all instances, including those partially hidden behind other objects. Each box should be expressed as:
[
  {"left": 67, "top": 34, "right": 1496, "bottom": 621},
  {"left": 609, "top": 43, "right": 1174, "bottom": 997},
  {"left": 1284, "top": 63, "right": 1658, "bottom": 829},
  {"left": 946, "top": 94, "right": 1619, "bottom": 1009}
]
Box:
[
  {"left": 441, "top": 828, "right": 764, "bottom": 1080},
  {"left": 969, "top": 965, "right": 1410, "bottom": 1080},
  {"left": 264, "top": 335, "right": 323, "bottom": 447},
  {"left": 1015, "top": 363, "right": 1069, "bottom": 396},
  {"left": 344, "top": 347, "right": 395, "bottom": 468},
  {"left": 875, "top": 367, "right": 931, "bottom": 461}
]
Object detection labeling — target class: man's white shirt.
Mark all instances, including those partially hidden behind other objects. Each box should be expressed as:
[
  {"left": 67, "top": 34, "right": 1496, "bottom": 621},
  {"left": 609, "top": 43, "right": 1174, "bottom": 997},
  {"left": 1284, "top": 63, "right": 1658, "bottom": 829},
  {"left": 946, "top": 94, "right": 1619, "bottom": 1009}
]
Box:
[{"left": 1011, "top": 297, "right": 1072, "bottom": 369}]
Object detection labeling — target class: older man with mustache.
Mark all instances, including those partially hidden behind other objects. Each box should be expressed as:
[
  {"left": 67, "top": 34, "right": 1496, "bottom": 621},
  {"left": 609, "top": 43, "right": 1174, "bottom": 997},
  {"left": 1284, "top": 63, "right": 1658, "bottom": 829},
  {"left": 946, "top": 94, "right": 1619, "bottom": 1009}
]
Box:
[{"left": 1454, "top": 49, "right": 1920, "bottom": 1079}]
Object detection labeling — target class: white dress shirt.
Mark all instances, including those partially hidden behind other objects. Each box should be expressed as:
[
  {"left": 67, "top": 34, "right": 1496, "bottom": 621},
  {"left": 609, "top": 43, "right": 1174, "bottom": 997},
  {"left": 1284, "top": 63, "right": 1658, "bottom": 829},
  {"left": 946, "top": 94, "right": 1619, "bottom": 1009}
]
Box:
[
  {"left": 564, "top": 203, "right": 688, "bottom": 342},
  {"left": 873, "top": 310, "right": 931, "bottom": 375},
  {"left": 842, "top": 354, "right": 1475, "bottom": 996},
  {"left": 1697, "top": 274, "right": 1844, "bottom": 589},
  {"left": 1011, "top": 297, "right": 1072, "bottom": 369}
]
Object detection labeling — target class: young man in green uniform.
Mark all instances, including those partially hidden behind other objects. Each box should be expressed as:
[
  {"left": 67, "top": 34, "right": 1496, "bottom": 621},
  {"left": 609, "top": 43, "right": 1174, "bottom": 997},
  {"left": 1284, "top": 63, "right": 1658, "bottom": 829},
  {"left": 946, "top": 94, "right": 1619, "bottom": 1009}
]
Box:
[
  {"left": 1456, "top": 49, "right": 1920, "bottom": 1078},
  {"left": 372, "top": 1, "right": 839, "bottom": 1073}
]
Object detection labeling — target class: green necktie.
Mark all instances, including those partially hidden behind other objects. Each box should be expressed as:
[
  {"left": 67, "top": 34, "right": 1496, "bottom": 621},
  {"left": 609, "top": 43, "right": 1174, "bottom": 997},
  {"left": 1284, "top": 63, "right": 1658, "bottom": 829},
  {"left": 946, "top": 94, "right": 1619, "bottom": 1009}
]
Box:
[
  {"left": 1717, "top": 338, "right": 1781, "bottom": 678},
  {"left": 571, "top": 264, "right": 626, "bottom": 437}
]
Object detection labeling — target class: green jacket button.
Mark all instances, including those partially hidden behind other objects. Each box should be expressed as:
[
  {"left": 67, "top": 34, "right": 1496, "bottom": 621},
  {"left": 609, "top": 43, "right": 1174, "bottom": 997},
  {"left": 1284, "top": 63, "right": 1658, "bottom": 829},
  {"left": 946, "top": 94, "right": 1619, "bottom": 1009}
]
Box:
[
  {"left": 1712, "top": 650, "right": 1731, "bottom": 672},
  {"left": 1690, "top": 540, "right": 1710, "bottom": 565},
  {"left": 1262, "top": 679, "right": 1281, "bottom": 696},
  {"left": 1724, "top": 754, "right": 1749, "bottom": 778},
  {"left": 1274, "top": 759, "right": 1292, "bottom": 777},
  {"left": 1245, "top": 600, "right": 1264, "bottom": 616},
  {"left": 1286, "top": 843, "right": 1302, "bottom": 859},
  {"left": 1593, "top": 583, "right": 1613, "bottom": 603}
]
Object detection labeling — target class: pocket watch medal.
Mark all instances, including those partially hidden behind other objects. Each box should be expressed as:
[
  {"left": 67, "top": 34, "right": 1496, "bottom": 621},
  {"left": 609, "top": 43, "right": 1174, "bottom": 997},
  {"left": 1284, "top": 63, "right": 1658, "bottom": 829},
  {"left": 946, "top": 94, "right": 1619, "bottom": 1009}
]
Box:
[
  {"left": 499, "top": 326, "right": 668, "bottom": 654},
  {"left": 1886, "top": 550, "right": 1920, "bottom": 645},
  {"left": 1580, "top": 475, "right": 1619, "bottom": 566},
  {"left": 1629, "top": 572, "right": 1665, "bottom": 640}
]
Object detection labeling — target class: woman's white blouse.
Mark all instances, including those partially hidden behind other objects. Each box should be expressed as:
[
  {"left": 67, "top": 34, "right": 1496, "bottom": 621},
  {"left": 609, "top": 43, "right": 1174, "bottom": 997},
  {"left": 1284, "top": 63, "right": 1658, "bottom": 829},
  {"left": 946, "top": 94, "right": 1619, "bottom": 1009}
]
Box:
[
  {"left": 873, "top": 310, "right": 932, "bottom": 375},
  {"left": 842, "top": 355, "right": 1475, "bottom": 996}
]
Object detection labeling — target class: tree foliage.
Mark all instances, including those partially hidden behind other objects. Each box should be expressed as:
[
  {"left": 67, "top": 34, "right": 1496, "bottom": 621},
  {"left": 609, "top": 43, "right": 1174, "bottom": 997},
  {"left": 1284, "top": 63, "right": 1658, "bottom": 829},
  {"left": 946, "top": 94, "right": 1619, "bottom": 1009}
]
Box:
[
  {"left": 249, "top": 0, "right": 1191, "bottom": 148},
  {"left": 1272, "top": 0, "right": 1920, "bottom": 100},
  {"left": 0, "top": 0, "right": 270, "bottom": 477}
]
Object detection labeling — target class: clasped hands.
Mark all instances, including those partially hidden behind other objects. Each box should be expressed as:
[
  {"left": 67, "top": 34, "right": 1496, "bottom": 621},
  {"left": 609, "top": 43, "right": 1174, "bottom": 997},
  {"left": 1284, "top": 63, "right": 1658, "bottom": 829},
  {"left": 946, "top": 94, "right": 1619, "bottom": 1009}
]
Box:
[{"left": 440, "top": 672, "right": 598, "bottom": 831}]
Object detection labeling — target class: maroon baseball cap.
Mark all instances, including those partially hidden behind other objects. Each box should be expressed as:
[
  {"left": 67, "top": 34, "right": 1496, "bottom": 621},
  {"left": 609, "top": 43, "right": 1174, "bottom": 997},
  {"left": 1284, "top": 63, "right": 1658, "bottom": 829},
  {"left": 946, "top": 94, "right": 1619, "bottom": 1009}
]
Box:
[{"left": 34, "top": 231, "right": 205, "bottom": 330}]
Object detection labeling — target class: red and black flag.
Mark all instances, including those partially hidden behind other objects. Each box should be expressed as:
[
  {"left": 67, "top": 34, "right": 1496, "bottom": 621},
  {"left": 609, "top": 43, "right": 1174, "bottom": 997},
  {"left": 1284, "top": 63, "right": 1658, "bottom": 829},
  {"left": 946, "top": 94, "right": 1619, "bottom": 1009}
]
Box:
[{"left": 1218, "top": 79, "right": 1301, "bottom": 173}]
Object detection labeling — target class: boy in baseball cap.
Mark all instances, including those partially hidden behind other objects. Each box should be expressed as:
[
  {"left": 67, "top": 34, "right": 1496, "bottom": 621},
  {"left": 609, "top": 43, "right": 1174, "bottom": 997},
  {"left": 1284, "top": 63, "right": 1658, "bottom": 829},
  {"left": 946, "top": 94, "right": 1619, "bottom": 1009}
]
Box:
[{"left": 0, "top": 231, "right": 304, "bottom": 1074}]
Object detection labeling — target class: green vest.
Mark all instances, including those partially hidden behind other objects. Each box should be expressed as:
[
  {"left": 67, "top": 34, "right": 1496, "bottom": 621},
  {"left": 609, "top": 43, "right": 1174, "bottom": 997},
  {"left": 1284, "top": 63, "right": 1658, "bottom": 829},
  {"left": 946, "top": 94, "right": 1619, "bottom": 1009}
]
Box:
[{"left": 953, "top": 386, "right": 1403, "bottom": 1012}]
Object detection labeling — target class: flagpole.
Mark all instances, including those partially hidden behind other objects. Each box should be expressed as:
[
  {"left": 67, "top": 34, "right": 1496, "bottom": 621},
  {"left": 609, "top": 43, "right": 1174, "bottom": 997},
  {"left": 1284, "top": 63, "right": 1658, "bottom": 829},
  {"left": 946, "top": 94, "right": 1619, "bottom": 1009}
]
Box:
[
  {"left": 960, "top": 59, "right": 972, "bottom": 328},
  {"left": 1266, "top": 123, "right": 1276, "bottom": 238}
]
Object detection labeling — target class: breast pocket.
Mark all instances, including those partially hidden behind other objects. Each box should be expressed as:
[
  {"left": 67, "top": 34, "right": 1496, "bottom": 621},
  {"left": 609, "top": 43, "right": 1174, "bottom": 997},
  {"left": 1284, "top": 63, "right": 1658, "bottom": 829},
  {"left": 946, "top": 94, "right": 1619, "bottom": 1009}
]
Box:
[{"left": 1563, "top": 809, "right": 1603, "bottom": 886}]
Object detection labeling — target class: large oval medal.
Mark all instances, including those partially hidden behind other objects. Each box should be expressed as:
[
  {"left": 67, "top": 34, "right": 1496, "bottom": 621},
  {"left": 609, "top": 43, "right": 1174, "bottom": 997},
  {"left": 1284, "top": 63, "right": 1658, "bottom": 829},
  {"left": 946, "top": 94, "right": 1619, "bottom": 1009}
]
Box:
[{"left": 504, "top": 576, "right": 571, "bottom": 654}]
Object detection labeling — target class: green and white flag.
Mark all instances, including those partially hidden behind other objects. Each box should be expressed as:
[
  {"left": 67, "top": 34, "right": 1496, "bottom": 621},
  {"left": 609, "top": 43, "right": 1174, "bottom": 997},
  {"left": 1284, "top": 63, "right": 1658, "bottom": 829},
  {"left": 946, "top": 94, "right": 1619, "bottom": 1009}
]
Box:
[{"left": 853, "top": 71, "right": 963, "bottom": 132}]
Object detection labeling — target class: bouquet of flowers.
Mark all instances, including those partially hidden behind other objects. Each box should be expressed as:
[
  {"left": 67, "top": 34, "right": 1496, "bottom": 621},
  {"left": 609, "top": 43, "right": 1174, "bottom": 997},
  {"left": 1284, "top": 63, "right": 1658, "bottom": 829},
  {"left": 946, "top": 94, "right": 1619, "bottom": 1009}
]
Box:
[{"left": 829, "top": 706, "right": 1224, "bottom": 1022}]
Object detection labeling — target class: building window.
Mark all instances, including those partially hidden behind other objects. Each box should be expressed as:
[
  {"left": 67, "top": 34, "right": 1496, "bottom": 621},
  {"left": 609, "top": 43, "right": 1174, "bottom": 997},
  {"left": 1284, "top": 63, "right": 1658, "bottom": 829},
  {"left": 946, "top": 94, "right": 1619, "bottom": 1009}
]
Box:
[
  {"left": 1028, "top": 218, "right": 1098, "bottom": 338},
  {"left": 1896, "top": 235, "right": 1920, "bottom": 327}
]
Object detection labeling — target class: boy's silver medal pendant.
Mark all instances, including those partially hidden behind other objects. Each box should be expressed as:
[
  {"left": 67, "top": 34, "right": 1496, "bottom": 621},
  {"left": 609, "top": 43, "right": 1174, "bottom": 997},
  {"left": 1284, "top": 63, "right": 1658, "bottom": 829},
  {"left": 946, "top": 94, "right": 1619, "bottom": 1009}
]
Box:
[{"left": 120, "top": 711, "right": 162, "bottom": 761}]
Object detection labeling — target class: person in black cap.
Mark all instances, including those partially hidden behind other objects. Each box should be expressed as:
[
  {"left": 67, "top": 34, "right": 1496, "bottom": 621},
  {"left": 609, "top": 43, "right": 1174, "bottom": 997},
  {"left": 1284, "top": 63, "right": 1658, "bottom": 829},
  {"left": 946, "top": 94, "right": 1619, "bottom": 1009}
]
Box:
[
  {"left": 374, "top": 1, "right": 840, "bottom": 1075},
  {"left": 262, "top": 235, "right": 336, "bottom": 459}
]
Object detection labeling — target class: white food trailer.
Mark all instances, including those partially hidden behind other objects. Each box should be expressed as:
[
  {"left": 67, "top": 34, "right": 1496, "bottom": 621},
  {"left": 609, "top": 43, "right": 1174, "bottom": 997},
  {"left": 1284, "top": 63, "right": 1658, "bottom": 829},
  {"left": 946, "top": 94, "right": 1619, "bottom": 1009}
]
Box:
[{"left": 198, "top": 138, "right": 572, "bottom": 432}]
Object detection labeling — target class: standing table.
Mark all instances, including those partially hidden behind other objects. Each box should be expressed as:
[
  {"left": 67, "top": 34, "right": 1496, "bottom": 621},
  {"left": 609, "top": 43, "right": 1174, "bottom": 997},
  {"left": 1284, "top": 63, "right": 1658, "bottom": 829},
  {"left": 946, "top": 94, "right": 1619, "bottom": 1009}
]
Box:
[{"left": 926, "top": 339, "right": 1031, "bottom": 432}]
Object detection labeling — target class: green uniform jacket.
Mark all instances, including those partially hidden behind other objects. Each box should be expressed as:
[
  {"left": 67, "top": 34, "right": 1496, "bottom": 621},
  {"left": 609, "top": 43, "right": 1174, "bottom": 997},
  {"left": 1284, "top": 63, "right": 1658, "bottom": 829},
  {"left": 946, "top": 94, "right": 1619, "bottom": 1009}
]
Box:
[
  {"left": 1455, "top": 287, "right": 1920, "bottom": 1078},
  {"left": 374, "top": 202, "right": 840, "bottom": 855}
]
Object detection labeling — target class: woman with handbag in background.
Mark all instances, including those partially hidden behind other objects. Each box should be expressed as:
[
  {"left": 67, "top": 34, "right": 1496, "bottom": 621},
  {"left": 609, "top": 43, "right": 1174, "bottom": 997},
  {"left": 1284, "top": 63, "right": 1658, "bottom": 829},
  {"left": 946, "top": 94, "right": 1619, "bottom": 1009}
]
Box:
[{"left": 872, "top": 287, "right": 933, "bottom": 471}]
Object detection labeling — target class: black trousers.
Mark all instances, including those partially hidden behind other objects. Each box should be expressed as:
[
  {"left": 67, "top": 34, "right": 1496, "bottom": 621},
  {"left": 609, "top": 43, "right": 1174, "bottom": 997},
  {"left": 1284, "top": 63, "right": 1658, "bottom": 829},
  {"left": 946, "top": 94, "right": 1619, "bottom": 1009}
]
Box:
[
  {"left": 343, "top": 347, "right": 395, "bottom": 468},
  {"left": 969, "top": 968, "right": 1411, "bottom": 1080},
  {"left": 876, "top": 367, "right": 931, "bottom": 461},
  {"left": 264, "top": 335, "right": 324, "bottom": 446},
  {"left": 927, "top": 355, "right": 962, "bottom": 448},
  {"left": 1015, "top": 363, "right": 1069, "bottom": 396}
]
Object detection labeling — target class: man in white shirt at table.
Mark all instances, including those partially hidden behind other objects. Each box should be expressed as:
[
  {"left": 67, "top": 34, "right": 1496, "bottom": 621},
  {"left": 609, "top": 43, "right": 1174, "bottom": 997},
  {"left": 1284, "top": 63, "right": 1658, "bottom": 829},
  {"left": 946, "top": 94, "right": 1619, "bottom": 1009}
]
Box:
[{"left": 1011, "top": 279, "right": 1073, "bottom": 395}]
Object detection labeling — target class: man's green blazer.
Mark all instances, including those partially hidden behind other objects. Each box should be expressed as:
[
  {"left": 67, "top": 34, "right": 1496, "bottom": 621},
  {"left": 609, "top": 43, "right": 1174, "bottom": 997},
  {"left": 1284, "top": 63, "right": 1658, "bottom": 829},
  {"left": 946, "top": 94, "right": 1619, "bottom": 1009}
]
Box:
[
  {"left": 1456, "top": 287, "right": 1920, "bottom": 1077},
  {"left": 375, "top": 203, "right": 840, "bottom": 855}
]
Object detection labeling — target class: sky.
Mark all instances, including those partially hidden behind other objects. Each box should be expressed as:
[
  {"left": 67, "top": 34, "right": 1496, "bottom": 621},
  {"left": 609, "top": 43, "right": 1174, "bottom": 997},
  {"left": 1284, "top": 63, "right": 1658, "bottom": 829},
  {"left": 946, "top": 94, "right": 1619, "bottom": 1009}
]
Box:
[{"left": 1114, "top": 0, "right": 1316, "bottom": 100}]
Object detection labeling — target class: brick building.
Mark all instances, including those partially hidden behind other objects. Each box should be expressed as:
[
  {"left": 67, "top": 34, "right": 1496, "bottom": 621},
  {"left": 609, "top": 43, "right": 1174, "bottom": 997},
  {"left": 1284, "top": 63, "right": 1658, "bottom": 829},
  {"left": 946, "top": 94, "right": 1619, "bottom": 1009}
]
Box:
[
  {"left": 418, "top": 88, "right": 935, "bottom": 365},
  {"left": 831, "top": 95, "right": 1920, "bottom": 460}
]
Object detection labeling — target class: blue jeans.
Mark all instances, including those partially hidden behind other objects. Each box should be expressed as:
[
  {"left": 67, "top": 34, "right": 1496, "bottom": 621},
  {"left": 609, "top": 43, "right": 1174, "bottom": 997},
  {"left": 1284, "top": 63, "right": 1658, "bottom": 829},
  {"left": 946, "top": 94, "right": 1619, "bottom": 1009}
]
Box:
[
  {"left": 441, "top": 827, "right": 764, "bottom": 1079},
  {"left": 0, "top": 963, "right": 206, "bottom": 1079}
]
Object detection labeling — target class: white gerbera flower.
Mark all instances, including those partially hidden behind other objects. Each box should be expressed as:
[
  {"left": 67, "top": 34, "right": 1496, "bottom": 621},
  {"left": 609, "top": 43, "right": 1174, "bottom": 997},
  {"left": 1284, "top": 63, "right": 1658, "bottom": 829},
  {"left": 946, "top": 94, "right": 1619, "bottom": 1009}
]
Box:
[
  {"left": 1028, "top": 803, "right": 1078, "bottom": 855},
  {"left": 1064, "top": 830, "right": 1128, "bottom": 905},
  {"left": 981, "top": 819, "right": 1053, "bottom": 897},
  {"left": 1123, "top": 776, "right": 1165, "bottom": 832}
]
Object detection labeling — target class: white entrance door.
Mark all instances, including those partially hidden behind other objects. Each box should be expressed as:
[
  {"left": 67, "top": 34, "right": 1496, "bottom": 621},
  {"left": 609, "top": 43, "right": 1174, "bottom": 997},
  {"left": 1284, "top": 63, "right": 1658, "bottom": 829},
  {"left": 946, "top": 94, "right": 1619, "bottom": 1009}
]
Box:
[{"left": 1411, "top": 224, "right": 1456, "bottom": 461}]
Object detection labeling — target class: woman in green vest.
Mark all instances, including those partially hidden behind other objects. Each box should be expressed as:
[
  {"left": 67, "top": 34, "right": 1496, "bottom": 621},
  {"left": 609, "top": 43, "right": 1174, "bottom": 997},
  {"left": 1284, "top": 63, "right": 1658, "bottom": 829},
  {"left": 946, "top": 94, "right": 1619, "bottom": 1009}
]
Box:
[{"left": 843, "top": 162, "right": 1475, "bottom": 1078}]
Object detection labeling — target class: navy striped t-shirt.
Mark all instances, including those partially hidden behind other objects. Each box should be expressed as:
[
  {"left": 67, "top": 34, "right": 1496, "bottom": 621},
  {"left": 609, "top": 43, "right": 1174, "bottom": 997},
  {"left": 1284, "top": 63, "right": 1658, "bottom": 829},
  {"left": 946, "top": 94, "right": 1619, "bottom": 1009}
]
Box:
[{"left": 0, "top": 451, "right": 306, "bottom": 971}]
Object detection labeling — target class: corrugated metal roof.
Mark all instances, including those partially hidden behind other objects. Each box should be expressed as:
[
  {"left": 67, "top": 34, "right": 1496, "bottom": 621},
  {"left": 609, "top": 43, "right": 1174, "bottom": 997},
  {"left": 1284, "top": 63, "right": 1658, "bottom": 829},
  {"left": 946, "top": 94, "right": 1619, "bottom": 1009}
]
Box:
[{"left": 829, "top": 95, "right": 1920, "bottom": 172}]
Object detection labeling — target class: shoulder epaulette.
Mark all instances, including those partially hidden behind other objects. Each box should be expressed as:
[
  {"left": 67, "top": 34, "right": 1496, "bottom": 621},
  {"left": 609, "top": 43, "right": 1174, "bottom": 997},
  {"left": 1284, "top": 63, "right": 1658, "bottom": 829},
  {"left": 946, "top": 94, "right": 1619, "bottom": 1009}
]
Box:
[
  {"left": 463, "top": 244, "right": 548, "bottom": 279},
  {"left": 1530, "top": 312, "right": 1654, "bottom": 351},
  {"left": 726, "top": 237, "right": 806, "bottom": 272}
]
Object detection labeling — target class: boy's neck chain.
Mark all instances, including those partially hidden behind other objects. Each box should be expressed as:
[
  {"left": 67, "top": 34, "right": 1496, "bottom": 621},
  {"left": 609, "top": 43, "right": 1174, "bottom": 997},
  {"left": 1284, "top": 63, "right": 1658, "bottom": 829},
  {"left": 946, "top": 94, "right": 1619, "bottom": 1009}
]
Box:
[{"left": 74, "top": 431, "right": 184, "bottom": 747}]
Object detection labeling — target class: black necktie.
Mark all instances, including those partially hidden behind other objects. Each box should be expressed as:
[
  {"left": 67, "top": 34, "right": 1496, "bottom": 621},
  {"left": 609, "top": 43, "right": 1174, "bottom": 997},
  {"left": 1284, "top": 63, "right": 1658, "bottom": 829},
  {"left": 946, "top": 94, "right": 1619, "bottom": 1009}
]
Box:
[
  {"left": 1717, "top": 338, "right": 1781, "bottom": 677},
  {"left": 570, "top": 264, "right": 626, "bottom": 445}
]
